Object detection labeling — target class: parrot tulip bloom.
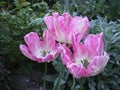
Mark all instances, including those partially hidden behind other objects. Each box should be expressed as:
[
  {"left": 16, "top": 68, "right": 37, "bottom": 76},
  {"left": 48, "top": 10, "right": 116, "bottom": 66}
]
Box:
[
  {"left": 20, "top": 30, "right": 60, "bottom": 63},
  {"left": 44, "top": 12, "right": 90, "bottom": 44},
  {"left": 60, "top": 33, "right": 109, "bottom": 78}
]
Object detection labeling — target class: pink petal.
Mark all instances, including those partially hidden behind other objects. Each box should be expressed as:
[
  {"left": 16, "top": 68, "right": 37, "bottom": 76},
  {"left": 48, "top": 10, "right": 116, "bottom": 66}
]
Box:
[
  {"left": 36, "top": 54, "right": 54, "bottom": 63},
  {"left": 52, "top": 12, "right": 59, "bottom": 18},
  {"left": 84, "top": 33, "right": 104, "bottom": 59},
  {"left": 72, "top": 34, "right": 78, "bottom": 53},
  {"left": 67, "top": 63, "right": 87, "bottom": 78},
  {"left": 72, "top": 35, "right": 88, "bottom": 61},
  {"left": 57, "top": 16, "right": 70, "bottom": 34},
  {"left": 54, "top": 16, "right": 70, "bottom": 43},
  {"left": 19, "top": 45, "right": 37, "bottom": 61},
  {"left": 44, "top": 16, "right": 54, "bottom": 30},
  {"left": 44, "top": 12, "right": 59, "bottom": 36},
  {"left": 83, "top": 17, "right": 90, "bottom": 31},
  {"left": 24, "top": 32, "right": 44, "bottom": 56},
  {"left": 43, "top": 30, "right": 56, "bottom": 50},
  {"left": 62, "top": 12, "right": 72, "bottom": 26},
  {"left": 87, "top": 52, "right": 109, "bottom": 76},
  {"left": 52, "top": 43, "right": 61, "bottom": 57},
  {"left": 59, "top": 44, "right": 73, "bottom": 65},
  {"left": 44, "top": 54, "right": 54, "bottom": 62},
  {"left": 70, "top": 16, "right": 90, "bottom": 34}
]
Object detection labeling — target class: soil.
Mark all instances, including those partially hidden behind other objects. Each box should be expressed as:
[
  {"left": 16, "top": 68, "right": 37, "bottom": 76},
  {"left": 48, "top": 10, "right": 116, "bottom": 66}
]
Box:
[{"left": 0, "top": 67, "right": 53, "bottom": 90}]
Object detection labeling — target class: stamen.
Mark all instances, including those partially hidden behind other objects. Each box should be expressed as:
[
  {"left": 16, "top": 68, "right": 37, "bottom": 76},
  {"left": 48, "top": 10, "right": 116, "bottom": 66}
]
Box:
[
  {"left": 75, "top": 58, "right": 89, "bottom": 68},
  {"left": 42, "top": 51, "right": 47, "bottom": 57},
  {"left": 41, "top": 50, "right": 50, "bottom": 57},
  {"left": 83, "top": 59, "right": 89, "bottom": 68}
]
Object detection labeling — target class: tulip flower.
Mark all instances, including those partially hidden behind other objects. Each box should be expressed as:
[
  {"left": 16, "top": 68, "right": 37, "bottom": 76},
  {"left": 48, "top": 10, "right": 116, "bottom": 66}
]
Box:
[
  {"left": 20, "top": 30, "right": 60, "bottom": 63},
  {"left": 60, "top": 33, "right": 109, "bottom": 78},
  {"left": 44, "top": 12, "right": 90, "bottom": 44}
]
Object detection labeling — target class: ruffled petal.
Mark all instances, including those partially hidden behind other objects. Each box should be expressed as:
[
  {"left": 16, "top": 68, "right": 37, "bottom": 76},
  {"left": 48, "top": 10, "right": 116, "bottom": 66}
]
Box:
[
  {"left": 84, "top": 33, "right": 104, "bottom": 59},
  {"left": 43, "top": 30, "right": 56, "bottom": 50},
  {"left": 70, "top": 17, "right": 90, "bottom": 34},
  {"left": 87, "top": 52, "right": 109, "bottom": 76},
  {"left": 67, "top": 63, "right": 87, "bottom": 78},
  {"left": 36, "top": 54, "right": 54, "bottom": 63},
  {"left": 44, "top": 16, "right": 54, "bottom": 30},
  {"left": 24, "top": 32, "right": 44, "bottom": 57},
  {"left": 62, "top": 12, "right": 72, "bottom": 26},
  {"left": 72, "top": 35, "right": 88, "bottom": 62},
  {"left": 19, "top": 45, "right": 37, "bottom": 61},
  {"left": 59, "top": 44, "right": 73, "bottom": 65}
]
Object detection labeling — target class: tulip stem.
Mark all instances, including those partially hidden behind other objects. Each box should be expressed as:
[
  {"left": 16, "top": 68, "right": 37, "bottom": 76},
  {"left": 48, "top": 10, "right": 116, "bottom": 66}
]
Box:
[
  {"left": 58, "top": 66, "right": 65, "bottom": 90},
  {"left": 71, "top": 76, "right": 75, "bottom": 90},
  {"left": 80, "top": 77, "right": 86, "bottom": 90},
  {"left": 53, "top": 65, "right": 65, "bottom": 90},
  {"left": 43, "top": 63, "right": 47, "bottom": 90},
  {"left": 65, "top": 0, "right": 69, "bottom": 12}
]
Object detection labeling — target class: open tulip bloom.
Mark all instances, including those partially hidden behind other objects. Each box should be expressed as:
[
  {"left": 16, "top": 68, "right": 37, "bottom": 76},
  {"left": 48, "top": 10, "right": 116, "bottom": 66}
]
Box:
[
  {"left": 44, "top": 12, "right": 90, "bottom": 44},
  {"left": 20, "top": 30, "right": 60, "bottom": 63},
  {"left": 60, "top": 33, "right": 109, "bottom": 78}
]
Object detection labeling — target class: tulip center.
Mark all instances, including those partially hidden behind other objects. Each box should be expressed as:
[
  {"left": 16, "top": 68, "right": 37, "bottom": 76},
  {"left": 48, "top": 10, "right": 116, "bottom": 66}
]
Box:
[
  {"left": 83, "top": 58, "right": 89, "bottom": 68},
  {"left": 41, "top": 50, "right": 50, "bottom": 57},
  {"left": 76, "top": 58, "right": 89, "bottom": 68}
]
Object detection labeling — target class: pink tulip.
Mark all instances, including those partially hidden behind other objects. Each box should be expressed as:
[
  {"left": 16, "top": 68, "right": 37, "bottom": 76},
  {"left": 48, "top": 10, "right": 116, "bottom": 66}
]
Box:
[
  {"left": 60, "top": 33, "right": 109, "bottom": 78},
  {"left": 20, "top": 30, "right": 60, "bottom": 63},
  {"left": 44, "top": 12, "right": 90, "bottom": 44}
]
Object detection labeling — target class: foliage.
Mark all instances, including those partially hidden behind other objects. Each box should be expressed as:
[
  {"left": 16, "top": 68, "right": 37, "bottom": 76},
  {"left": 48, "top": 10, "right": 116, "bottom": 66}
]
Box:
[
  {"left": 76, "top": 0, "right": 120, "bottom": 20},
  {"left": 0, "top": 0, "right": 49, "bottom": 73},
  {"left": 52, "top": 0, "right": 120, "bottom": 20}
]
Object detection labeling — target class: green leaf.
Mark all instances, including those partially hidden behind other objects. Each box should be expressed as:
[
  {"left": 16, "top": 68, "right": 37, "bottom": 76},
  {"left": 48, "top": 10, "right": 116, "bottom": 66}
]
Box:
[
  {"left": 28, "top": 18, "right": 43, "bottom": 26},
  {"left": 46, "top": 74, "right": 57, "bottom": 82}
]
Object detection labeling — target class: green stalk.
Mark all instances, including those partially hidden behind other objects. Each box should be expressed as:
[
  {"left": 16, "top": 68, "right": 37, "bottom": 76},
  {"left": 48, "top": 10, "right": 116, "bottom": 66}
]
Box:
[
  {"left": 71, "top": 76, "right": 75, "bottom": 90},
  {"left": 53, "top": 65, "right": 65, "bottom": 90},
  {"left": 65, "top": 0, "right": 70, "bottom": 12},
  {"left": 80, "top": 77, "right": 86, "bottom": 90},
  {"left": 43, "top": 63, "right": 47, "bottom": 90},
  {"left": 57, "top": 66, "right": 65, "bottom": 90}
]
